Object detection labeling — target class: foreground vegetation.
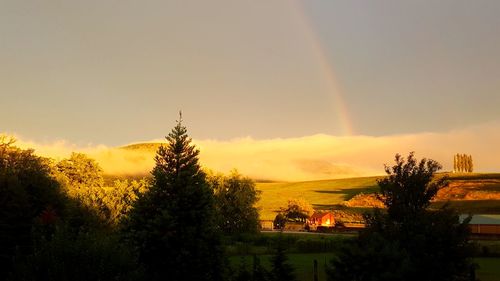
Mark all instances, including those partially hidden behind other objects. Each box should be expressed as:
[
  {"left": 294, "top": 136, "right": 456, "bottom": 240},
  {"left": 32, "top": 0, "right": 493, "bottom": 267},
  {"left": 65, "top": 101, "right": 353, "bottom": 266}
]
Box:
[
  {"left": 2, "top": 118, "right": 499, "bottom": 280},
  {"left": 1, "top": 119, "right": 262, "bottom": 281},
  {"left": 230, "top": 253, "right": 500, "bottom": 281},
  {"left": 226, "top": 232, "right": 500, "bottom": 281}
]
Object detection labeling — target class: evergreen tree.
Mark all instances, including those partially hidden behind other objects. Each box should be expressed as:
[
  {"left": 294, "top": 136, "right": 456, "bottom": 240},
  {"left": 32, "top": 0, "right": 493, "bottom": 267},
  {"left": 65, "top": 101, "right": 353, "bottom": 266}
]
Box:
[
  {"left": 252, "top": 254, "right": 269, "bottom": 281},
  {"left": 270, "top": 235, "right": 296, "bottom": 281},
  {"left": 121, "top": 114, "right": 225, "bottom": 281}
]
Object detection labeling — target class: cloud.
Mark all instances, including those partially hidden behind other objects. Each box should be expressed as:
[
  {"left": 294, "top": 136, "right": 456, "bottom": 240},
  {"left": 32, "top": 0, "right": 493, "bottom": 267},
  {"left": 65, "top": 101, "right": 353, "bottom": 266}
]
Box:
[{"left": 6, "top": 121, "right": 500, "bottom": 181}]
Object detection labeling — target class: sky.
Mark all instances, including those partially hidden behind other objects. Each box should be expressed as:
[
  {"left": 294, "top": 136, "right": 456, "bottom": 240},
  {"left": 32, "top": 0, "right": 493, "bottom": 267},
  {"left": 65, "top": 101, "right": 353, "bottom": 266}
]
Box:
[{"left": 2, "top": 1, "right": 500, "bottom": 179}]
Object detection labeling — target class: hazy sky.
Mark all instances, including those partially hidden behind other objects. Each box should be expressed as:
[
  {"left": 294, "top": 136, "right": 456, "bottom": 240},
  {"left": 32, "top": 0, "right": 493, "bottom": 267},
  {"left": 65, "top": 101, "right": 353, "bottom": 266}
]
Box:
[{"left": 2, "top": 0, "right": 500, "bottom": 146}]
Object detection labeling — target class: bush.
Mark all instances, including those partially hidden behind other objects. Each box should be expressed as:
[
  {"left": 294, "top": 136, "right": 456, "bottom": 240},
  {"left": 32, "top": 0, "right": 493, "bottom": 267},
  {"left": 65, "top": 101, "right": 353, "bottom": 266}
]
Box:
[{"left": 9, "top": 226, "right": 143, "bottom": 281}]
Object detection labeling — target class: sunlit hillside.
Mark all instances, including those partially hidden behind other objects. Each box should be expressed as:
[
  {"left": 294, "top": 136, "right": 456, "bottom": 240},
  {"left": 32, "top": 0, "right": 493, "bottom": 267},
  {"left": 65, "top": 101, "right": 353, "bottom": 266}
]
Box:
[
  {"left": 255, "top": 176, "right": 380, "bottom": 220},
  {"left": 255, "top": 173, "right": 500, "bottom": 221}
]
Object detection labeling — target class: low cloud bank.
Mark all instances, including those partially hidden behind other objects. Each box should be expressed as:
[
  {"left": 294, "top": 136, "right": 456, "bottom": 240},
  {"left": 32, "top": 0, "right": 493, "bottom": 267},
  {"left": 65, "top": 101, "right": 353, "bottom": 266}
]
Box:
[{"left": 10, "top": 121, "right": 500, "bottom": 181}]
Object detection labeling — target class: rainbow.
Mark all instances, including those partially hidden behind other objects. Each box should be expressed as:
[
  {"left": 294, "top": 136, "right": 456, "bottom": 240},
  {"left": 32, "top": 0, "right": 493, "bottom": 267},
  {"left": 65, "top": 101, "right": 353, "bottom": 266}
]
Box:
[{"left": 291, "top": 1, "right": 354, "bottom": 136}]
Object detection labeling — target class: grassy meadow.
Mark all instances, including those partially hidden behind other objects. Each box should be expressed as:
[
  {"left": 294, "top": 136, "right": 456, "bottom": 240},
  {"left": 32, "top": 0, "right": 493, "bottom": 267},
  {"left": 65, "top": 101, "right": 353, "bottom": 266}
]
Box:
[{"left": 255, "top": 177, "right": 380, "bottom": 220}]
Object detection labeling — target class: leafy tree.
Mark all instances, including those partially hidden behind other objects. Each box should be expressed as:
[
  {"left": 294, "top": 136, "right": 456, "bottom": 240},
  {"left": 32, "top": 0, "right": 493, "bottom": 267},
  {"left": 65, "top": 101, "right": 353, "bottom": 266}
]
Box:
[
  {"left": 376, "top": 152, "right": 446, "bottom": 222},
  {"left": 208, "top": 170, "right": 260, "bottom": 235},
  {"left": 55, "top": 153, "right": 113, "bottom": 224},
  {"left": 281, "top": 198, "right": 313, "bottom": 223},
  {"left": 56, "top": 152, "right": 104, "bottom": 192},
  {"left": 105, "top": 179, "right": 149, "bottom": 224},
  {"left": 56, "top": 153, "right": 150, "bottom": 225},
  {"left": 273, "top": 213, "right": 286, "bottom": 230},
  {"left": 0, "top": 136, "right": 66, "bottom": 274},
  {"left": 327, "top": 152, "right": 474, "bottom": 281},
  {"left": 121, "top": 115, "right": 226, "bottom": 281},
  {"left": 0, "top": 137, "right": 143, "bottom": 279}
]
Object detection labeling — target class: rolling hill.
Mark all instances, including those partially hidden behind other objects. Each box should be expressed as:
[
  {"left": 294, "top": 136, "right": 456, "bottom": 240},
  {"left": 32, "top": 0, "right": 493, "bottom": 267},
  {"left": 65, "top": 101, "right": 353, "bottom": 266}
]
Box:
[{"left": 255, "top": 173, "right": 500, "bottom": 220}]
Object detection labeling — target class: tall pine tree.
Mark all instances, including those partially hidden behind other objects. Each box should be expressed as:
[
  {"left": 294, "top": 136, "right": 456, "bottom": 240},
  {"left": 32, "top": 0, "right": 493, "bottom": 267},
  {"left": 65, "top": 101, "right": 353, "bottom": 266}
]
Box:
[{"left": 121, "top": 114, "right": 225, "bottom": 281}]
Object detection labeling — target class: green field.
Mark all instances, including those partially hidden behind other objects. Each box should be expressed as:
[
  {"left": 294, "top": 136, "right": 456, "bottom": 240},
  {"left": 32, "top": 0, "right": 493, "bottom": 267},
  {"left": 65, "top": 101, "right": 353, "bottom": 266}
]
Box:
[
  {"left": 475, "top": 257, "right": 500, "bottom": 281},
  {"left": 230, "top": 254, "right": 500, "bottom": 281},
  {"left": 227, "top": 232, "right": 500, "bottom": 281},
  {"left": 255, "top": 173, "right": 500, "bottom": 220}
]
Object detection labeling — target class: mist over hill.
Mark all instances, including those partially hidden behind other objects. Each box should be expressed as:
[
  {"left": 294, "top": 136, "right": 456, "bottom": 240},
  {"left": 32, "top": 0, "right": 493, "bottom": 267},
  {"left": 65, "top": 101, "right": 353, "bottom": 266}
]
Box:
[{"left": 10, "top": 121, "right": 500, "bottom": 181}]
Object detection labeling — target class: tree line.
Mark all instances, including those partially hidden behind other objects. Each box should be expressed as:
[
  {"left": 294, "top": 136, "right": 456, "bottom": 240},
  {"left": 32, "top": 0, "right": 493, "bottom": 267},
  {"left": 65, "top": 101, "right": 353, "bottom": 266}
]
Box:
[{"left": 454, "top": 153, "right": 474, "bottom": 173}]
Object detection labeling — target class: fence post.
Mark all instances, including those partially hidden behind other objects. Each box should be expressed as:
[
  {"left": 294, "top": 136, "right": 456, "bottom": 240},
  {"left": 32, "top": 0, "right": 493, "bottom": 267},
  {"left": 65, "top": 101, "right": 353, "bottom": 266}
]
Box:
[{"left": 314, "top": 259, "right": 319, "bottom": 281}]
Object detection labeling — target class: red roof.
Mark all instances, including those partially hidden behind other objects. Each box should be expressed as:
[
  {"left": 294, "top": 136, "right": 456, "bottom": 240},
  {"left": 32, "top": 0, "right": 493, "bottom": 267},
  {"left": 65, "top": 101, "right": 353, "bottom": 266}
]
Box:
[{"left": 310, "top": 212, "right": 332, "bottom": 220}]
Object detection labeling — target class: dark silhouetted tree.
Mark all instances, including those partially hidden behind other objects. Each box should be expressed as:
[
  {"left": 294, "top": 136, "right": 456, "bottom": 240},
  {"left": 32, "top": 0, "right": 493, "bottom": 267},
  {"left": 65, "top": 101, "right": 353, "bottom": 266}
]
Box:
[
  {"left": 121, "top": 114, "right": 225, "bottom": 281},
  {"left": 377, "top": 152, "right": 446, "bottom": 222},
  {"left": 0, "top": 137, "right": 65, "bottom": 274},
  {"left": 270, "top": 235, "right": 296, "bottom": 281},
  {"left": 252, "top": 254, "right": 269, "bottom": 281},
  {"left": 327, "top": 152, "right": 474, "bottom": 281},
  {"left": 1, "top": 137, "right": 143, "bottom": 280},
  {"left": 273, "top": 213, "right": 286, "bottom": 230}
]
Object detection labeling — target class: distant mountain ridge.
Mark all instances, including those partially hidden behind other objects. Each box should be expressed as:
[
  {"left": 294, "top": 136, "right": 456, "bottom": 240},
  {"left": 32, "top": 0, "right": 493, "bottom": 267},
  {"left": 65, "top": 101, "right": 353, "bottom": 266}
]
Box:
[{"left": 120, "top": 143, "right": 162, "bottom": 151}]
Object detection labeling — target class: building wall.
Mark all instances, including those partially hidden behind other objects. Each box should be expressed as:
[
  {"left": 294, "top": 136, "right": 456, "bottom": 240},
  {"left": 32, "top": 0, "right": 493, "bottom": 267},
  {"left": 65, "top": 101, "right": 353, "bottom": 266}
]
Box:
[
  {"left": 260, "top": 220, "right": 274, "bottom": 230},
  {"left": 470, "top": 224, "right": 500, "bottom": 235}
]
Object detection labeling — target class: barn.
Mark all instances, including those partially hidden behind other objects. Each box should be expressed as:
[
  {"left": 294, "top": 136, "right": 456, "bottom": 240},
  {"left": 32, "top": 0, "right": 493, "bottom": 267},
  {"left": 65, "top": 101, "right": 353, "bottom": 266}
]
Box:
[
  {"left": 462, "top": 214, "right": 500, "bottom": 236},
  {"left": 308, "top": 211, "right": 335, "bottom": 230}
]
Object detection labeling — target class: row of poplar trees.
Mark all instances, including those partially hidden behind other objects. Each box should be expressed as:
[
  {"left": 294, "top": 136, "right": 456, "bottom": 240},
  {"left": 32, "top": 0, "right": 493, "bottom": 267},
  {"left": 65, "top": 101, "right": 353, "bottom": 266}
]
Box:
[{"left": 454, "top": 153, "right": 473, "bottom": 173}]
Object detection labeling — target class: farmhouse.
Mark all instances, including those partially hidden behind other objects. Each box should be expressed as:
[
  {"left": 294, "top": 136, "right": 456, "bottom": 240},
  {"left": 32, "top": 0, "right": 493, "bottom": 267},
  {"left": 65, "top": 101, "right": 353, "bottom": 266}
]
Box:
[{"left": 308, "top": 211, "right": 335, "bottom": 230}]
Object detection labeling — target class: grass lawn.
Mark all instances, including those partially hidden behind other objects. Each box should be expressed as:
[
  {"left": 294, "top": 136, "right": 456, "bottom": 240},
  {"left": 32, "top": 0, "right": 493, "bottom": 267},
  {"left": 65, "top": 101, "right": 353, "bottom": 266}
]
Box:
[
  {"left": 230, "top": 252, "right": 333, "bottom": 281},
  {"left": 230, "top": 253, "right": 500, "bottom": 281},
  {"left": 475, "top": 257, "right": 500, "bottom": 281}
]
